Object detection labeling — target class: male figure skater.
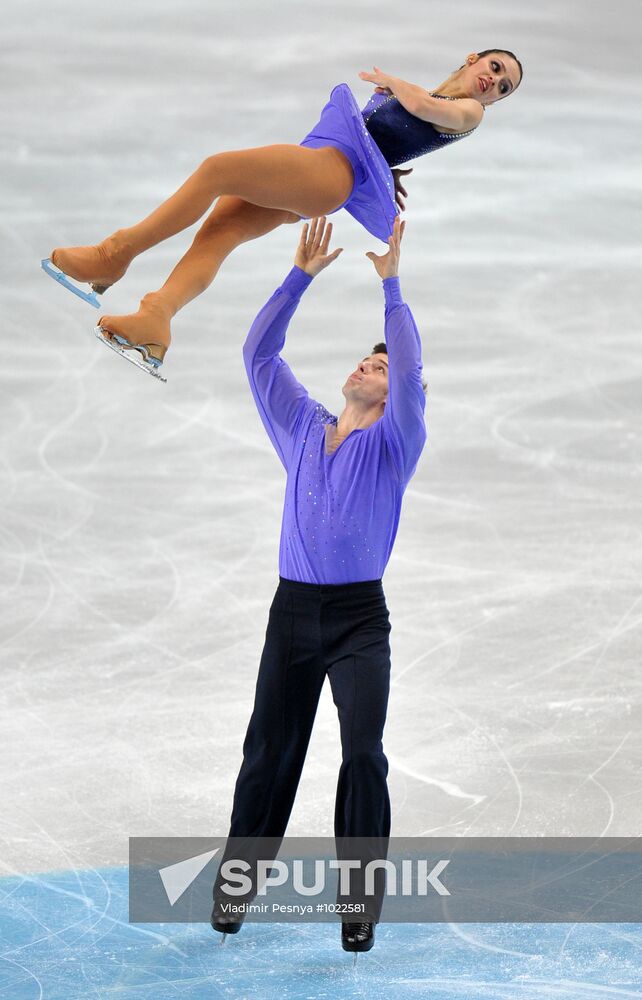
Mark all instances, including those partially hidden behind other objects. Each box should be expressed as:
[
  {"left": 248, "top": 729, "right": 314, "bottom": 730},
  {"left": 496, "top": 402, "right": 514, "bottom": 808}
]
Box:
[{"left": 211, "top": 216, "right": 426, "bottom": 952}]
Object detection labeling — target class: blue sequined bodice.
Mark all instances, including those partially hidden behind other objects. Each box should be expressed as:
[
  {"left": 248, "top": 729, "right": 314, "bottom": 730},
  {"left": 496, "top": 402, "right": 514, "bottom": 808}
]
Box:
[{"left": 361, "top": 91, "right": 476, "bottom": 168}]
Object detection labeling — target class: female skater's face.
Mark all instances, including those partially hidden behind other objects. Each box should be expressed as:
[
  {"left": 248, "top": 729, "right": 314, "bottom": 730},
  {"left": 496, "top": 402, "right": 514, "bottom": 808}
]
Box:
[
  {"left": 342, "top": 353, "right": 389, "bottom": 407},
  {"left": 462, "top": 52, "right": 521, "bottom": 105}
]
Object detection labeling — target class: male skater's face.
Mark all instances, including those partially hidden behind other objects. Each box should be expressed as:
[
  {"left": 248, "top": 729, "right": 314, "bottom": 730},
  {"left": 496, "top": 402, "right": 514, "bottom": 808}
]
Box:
[{"left": 342, "top": 352, "right": 389, "bottom": 407}]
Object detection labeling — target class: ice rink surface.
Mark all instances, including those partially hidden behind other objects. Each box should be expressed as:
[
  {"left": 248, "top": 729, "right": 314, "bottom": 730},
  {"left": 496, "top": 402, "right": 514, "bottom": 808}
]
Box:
[{"left": 1, "top": 0, "right": 641, "bottom": 996}]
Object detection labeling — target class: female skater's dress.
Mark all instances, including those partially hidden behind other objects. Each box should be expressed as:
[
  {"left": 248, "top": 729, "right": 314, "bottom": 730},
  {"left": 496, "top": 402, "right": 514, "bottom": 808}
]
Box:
[{"left": 299, "top": 84, "right": 477, "bottom": 242}]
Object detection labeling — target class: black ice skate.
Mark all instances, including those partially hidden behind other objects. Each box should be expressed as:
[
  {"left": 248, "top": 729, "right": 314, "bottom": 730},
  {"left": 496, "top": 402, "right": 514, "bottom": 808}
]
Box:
[
  {"left": 210, "top": 899, "right": 245, "bottom": 943},
  {"left": 341, "top": 920, "right": 375, "bottom": 954}
]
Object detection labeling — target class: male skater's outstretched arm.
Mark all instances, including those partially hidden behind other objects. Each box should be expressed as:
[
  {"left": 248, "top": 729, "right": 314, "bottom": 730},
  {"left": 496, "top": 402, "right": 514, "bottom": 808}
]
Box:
[{"left": 242, "top": 218, "right": 343, "bottom": 469}]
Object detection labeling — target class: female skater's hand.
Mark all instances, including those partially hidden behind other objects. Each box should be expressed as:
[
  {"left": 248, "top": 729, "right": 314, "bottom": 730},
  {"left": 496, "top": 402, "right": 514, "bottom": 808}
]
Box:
[
  {"left": 294, "top": 217, "right": 343, "bottom": 277},
  {"left": 366, "top": 216, "right": 405, "bottom": 279},
  {"left": 359, "top": 65, "right": 394, "bottom": 95},
  {"left": 392, "top": 167, "right": 413, "bottom": 211}
]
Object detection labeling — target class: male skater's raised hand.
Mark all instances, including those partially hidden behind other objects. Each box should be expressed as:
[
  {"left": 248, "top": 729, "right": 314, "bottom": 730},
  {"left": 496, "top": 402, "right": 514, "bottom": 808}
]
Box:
[
  {"left": 366, "top": 216, "right": 406, "bottom": 278},
  {"left": 294, "top": 216, "right": 343, "bottom": 277}
]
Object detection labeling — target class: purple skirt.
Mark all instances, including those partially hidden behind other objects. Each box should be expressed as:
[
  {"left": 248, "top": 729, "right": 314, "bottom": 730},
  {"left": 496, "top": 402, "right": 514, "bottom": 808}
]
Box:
[{"left": 299, "top": 83, "right": 398, "bottom": 243}]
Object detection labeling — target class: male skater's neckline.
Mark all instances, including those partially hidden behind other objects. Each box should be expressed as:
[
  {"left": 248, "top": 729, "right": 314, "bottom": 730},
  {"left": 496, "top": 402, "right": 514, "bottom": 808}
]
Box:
[{"left": 324, "top": 421, "right": 369, "bottom": 457}]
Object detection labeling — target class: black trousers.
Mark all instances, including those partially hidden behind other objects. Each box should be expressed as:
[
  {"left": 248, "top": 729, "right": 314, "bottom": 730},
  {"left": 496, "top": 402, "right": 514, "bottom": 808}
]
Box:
[{"left": 215, "top": 576, "right": 392, "bottom": 919}]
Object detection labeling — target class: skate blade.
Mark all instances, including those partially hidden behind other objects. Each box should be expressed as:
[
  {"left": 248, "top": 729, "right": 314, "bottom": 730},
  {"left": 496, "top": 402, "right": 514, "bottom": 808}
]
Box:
[
  {"left": 41, "top": 258, "right": 102, "bottom": 309},
  {"left": 94, "top": 327, "right": 168, "bottom": 383}
]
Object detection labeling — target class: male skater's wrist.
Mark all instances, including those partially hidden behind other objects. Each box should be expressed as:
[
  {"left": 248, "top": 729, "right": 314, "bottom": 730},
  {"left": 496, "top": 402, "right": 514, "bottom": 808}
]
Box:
[
  {"left": 383, "top": 275, "right": 402, "bottom": 306},
  {"left": 282, "top": 265, "right": 314, "bottom": 298}
]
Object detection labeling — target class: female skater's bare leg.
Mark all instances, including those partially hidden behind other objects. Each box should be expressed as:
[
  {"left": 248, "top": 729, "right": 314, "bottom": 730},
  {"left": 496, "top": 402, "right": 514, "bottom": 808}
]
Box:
[
  {"left": 50, "top": 145, "right": 352, "bottom": 296},
  {"left": 97, "top": 197, "right": 300, "bottom": 355}
]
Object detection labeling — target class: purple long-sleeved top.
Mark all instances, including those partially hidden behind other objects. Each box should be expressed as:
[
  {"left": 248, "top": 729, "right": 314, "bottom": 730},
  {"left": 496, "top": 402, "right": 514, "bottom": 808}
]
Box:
[{"left": 243, "top": 266, "right": 427, "bottom": 584}]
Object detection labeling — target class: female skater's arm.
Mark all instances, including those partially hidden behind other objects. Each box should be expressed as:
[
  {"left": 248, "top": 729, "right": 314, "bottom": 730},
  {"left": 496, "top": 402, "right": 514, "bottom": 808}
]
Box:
[{"left": 359, "top": 67, "right": 483, "bottom": 132}]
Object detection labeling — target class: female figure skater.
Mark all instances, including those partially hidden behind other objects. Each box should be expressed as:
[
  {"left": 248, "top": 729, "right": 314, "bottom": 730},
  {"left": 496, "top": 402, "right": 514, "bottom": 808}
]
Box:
[{"left": 44, "top": 49, "right": 522, "bottom": 378}]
